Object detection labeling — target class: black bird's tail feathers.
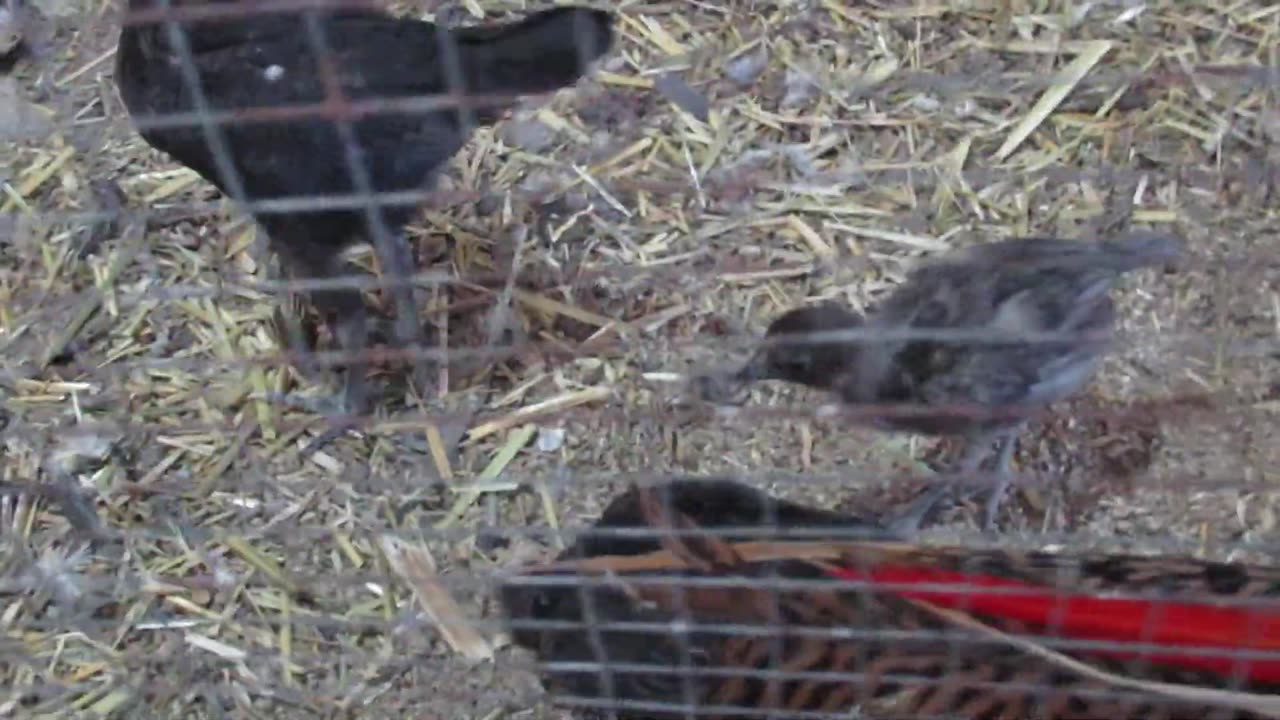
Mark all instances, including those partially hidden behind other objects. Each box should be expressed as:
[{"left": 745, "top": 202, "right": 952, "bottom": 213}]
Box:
[
  {"left": 951, "top": 232, "right": 1184, "bottom": 275},
  {"left": 453, "top": 7, "right": 614, "bottom": 97},
  {"left": 1094, "top": 231, "right": 1185, "bottom": 272}
]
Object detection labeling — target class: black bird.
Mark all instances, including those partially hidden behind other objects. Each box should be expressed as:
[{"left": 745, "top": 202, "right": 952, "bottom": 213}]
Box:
[
  {"left": 115, "top": 1, "right": 615, "bottom": 437},
  {"left": 700, "top": 234, "right": 1183, "bottom": 529}
]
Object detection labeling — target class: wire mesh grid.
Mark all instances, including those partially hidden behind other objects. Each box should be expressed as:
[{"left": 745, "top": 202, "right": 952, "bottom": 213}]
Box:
[{"left": 2, "top": 0, "right": 1280, "bottom": 717}]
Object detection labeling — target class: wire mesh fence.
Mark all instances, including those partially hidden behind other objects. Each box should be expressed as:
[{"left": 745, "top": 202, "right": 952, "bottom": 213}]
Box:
[{"left": 2, "top": 0, "right": 1280, "bottom": 717}]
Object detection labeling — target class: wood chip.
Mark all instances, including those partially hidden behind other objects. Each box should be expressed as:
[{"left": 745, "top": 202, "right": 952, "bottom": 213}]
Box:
[{"left": 379, "top": 535, "right": 494, "bottom": 662}]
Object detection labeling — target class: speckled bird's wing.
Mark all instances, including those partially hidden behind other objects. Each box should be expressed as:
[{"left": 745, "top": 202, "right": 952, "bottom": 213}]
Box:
[{"left": 850, "top": 250, "right": 1120, "bottom": 420}]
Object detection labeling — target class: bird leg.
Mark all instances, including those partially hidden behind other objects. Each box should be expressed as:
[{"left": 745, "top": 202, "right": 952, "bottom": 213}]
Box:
[
  {"left": 330, "top": 299, "right": 372, "bottom": 415},
  {"left": 956, "top": 429, "right": 998, "bottom": 475},
  {"left": 885, "top": 427, "right": 1022, "bottom": 534},
  {"left": 980, "top": 430, "right": 1020, "bottom": 530},
  {"left": 292, "top": 284, "right": 372, "bottom": 457},
  {"left": 275, "top": 290, "right": 324, "bottom": 385},
  {"left": 948, "top": 427, "right": 1027, "bottom": 530},
  {"left": 886, "top": 483, "right": 954, "bottom": 535},
  {"left": 369, "top": 232, "right": 432, "bottom": 395},
  {"left": 884, "top": 436, "right": 989, "bottom": 534},
  {"left": 271, "top": 242, "right": 377, "bottom": 456}
]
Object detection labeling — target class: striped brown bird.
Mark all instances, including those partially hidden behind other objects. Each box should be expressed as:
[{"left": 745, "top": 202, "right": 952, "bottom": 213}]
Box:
[
  {"left": 698, "top": 234, "right": 1183, "bottom": 529},
  {"left": 501, "top": 479, "right": 1280, "bottom": 720}
]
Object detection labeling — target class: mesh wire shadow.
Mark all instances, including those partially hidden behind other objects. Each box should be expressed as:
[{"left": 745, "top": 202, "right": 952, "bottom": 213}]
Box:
[{"left": 2, "top": 0, "right": 1279, "bottom": 718}]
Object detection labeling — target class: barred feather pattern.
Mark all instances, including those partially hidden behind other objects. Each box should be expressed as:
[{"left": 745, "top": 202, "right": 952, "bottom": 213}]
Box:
[{"left": 501, "top": 480, "right": 1280, "bottom": 720}]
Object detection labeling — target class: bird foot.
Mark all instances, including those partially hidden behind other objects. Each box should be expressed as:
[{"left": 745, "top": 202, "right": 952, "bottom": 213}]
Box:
[
  {"left": 267, "top": 367, "right": 371, "bottom": 458},
  {"left": 392, "top": 311, "right": 424, "bottom": 352},
  {"left": 886, "top": 469, "right": 1033, "bottom": 534},
  {"left": 954, "top": 467, "right": 1034, "bottom": 531},
  {"left": 263, "top": 391, "right": 359, "bottom": 459},
  {"left": 369, "top": 314, "right": 439, "bottom": 400},
  {"left": 886, "top": 484, "right": 955, "bottom": 535},
  {"left": 298, "top": 413, "right": 361, "bottom": 459},
  {"left": 263, "top": 391, "right": 347, "bottom": 416},
  {"left": 412, "top": 363, "right": 436, "bottom": 393}
]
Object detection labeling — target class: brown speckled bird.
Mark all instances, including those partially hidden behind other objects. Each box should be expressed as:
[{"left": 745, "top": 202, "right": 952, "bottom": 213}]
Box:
[
  {"left": 115, "top": 0, "right": 614, "bottom": 440},
  {"left": 700, "top": 234, "right": 1182, "bottom": 529},
  {"left": 501, "top": 479, "right": 1280, "bottom": 720}
]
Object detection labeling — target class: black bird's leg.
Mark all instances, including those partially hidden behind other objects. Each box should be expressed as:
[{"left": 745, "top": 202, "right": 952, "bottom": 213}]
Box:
[
  {"left": 370, "top": 232, "right": 431, "bottom": 394},
  {"left": 294, "top": 284, "right": 371, "bottom": 457},
  {"left": 276, "top": 286, "right": 323, "bottom": 384},
  {"left": 273, "top": 242, "right": 374, "bottom": 455},
  {"left": 330, "top": 294, "right": 372, "bottom": 415}
]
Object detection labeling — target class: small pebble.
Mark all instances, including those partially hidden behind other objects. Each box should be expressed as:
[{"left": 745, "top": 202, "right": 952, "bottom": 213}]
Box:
[
  {"left": 781, "top": 68, "right": 819, "bottom": 108},
  {"left": 724, "top": 49, "right": 769, "bottom": 87},
  {"left": 536, "top": 427, "right": 565, "bottom": 452},
  {"left": 500, "top": 117, "right": 557, "bottom": 152},
  {"left": 653, "top": 72, "right": 709, "bottom": 122}
]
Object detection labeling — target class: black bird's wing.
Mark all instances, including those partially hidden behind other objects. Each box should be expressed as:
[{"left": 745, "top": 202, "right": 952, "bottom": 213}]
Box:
[{"left": 115, "top": 6, "right": 614, "bottom": 212}]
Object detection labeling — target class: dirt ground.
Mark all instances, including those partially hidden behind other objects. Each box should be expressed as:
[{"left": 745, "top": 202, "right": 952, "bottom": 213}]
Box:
[{"left": 2, "top": 0, "right": 1279, "bottom": 717}]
